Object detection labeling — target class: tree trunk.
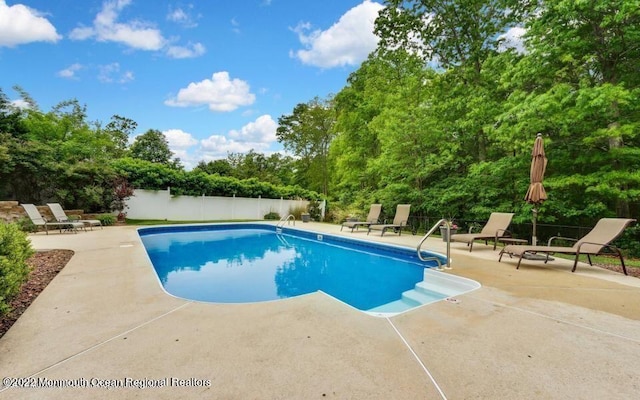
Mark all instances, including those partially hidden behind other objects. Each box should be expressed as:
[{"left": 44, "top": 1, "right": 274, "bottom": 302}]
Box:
[{"left": 608, "top": 104, "right": 630, "bottom": 217}]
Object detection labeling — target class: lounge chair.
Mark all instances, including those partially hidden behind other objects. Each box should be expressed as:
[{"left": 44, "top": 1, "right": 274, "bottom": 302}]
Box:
[
  {"left": 367, "top": 204, "right": 411, "bottom": 236},
  {"left": 498, "top": 218, "right": 636, "bottom": 275},
  {"left": 450, "top": 212, "right": 514, "bottom": 252},
  {"left": 341, "top": 204, "right": 382, "bottom": 232},
  {"left": 21, "top": 203, "right": 85, "bottom": 234},
  {"left": 47, "top": 203, "right": 102, "bottom": 230}
]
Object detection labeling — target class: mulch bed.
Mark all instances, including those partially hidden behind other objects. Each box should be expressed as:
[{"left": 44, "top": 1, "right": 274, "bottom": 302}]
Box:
[
  {"left": 0, "top": 249, "right": 74, "bottom": 338},
  {"left": 0, "top": 250, "right": 638, "bottom": 339}
]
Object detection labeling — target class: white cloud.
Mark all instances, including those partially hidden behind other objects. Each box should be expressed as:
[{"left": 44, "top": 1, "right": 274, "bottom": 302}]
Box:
[
  {"left": 0, "top": 0, "right": 61, "bottom": 47},
  {"left": 10, "top": 99, "right": 31, "bottom": 110},
  {"left": 498, "top": 26, "right": 527, "bottom": 54},
  {"left": 57, "top": 63, "right": 83, "bottom": 79},
  {"left": 164, "top": 128, "right": 198, "bottom": 149},
  {"left": 291, "top": 0, "right": 384, "bottom": 68},
  {"left": 165, "top": 71, "right": 256, "bottom": 112},
  {"left": 167, "top": 6, "right": 198, "bottom": 28},
  {"left": 70, "top": 0, "right": 165, "bottom": 50},
  {"left": 166, "top": 42, "right": 205, "bottom": 58},
  {"left": 228, "top": 115, "right": 277, "bottom": 143},
  {"left": 98, "top": 62, "right": 134, "bottom": 83},
  {"left": 200, "top": 135, "right": 258, "bottom": 155},
  {"left": 69, "top": 0, "right": 204, "bottom": 58},
  {"left": 198, "top": 115, "right": 278, "bottom": 160}
]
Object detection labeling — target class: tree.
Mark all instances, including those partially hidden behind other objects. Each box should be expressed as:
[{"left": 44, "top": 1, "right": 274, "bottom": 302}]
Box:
[
  {"left": 103, "top": 114, "right": 137, "bottom": 157},
  {"left": 491, "top": 0, "right": 640, "bottom": 221},
  {"left": 193, "top": 159, "right": 233, "bottom": 176},
  {"left": 277, "top": 97, "right": 336, "bottom": 195},
  {"left": 129, "top": 129, "right": 180, "bottom": 168},
  {"left": 375, "top": 0, "right": 528, "bottom": 162}
]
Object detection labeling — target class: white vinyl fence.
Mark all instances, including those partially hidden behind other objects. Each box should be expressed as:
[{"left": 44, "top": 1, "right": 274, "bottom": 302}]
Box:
[{"left": 125, "top": 189, "right": 325, "bottom": 221}]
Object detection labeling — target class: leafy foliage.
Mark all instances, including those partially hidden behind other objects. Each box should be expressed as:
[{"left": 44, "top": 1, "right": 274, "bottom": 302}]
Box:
[
  {"left": 129, "top": 129, "right": 180, "bottom": 167},
  {"left": 0, "top": 223, "right": 34, "bottom": 315},
  {"left": 112, "top": 158, "right": 322, "bottom": 200}
]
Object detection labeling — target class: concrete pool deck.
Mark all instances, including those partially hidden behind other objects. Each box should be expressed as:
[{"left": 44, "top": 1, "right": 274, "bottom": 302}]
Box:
[{"left": 1, "top": 222, "right": 639, "bottom": 399}]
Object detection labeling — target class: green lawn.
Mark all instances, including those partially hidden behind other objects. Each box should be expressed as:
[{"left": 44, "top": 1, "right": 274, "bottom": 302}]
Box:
[{"left": 554, "top": 253, "right": 640, "bottom": 269}]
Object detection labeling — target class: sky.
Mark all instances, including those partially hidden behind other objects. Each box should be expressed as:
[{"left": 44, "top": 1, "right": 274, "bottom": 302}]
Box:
[{"left": 0, "top": 0, "right": 386, "bottom": 169}]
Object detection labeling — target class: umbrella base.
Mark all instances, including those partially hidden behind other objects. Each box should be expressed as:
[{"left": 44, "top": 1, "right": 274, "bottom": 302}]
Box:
[{"left": 523, "top": 253, "right": 554, "bottom": 261}]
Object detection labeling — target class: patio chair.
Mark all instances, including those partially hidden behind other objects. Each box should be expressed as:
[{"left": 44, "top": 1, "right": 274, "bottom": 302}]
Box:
[
  {"left": 498, "top": 218, "right": 636, "bottom": 275},
  {"left": 21, "top": 203, "right": 85, "bottom": 234},
  {"left": 367, "top": 204, "right": 411, "bottom": 236},
  {"left": 450, "top": 212, "right": 514, "bottom": 252},
  {"left": 341, "top": 204, "right": 382, "bottom": 232},
  {"left": 47, "top": 203, "right": 102, "bottom": 230}
]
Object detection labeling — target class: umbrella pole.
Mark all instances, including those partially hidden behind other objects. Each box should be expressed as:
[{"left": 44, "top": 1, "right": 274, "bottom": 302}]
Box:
[{"left": 532, "top": 207, "right": 538, "bottom": 246}]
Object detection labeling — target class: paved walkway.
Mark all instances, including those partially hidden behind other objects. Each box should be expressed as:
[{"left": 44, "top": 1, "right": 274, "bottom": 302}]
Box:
[{"left": 1, "top": 222, "right": 639, "bottom": 399}]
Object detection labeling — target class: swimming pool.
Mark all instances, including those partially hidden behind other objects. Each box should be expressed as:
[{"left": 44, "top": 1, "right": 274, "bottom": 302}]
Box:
[{"left": 138, "top": 223, "right": 480, "bottom": 316}]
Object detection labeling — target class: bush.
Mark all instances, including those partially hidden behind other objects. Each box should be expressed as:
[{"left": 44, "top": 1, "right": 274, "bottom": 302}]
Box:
[
  {"left": 15, "top": 216, "right": 37, "bottom": 233},
  {"left": 0, "top": 223, "right": 35, "bottom": 315},
  {"left": 96, "top": 214, "right": 116, "bottom": 226},
  {"left": 288, "top": 204, "right": 307, "bottom": 220},
  {"left": 307, "top": 200, "right": 322, "bottom": 221},
  {"left": 263, "top": 211, "right": 281, "bottom": 220}
]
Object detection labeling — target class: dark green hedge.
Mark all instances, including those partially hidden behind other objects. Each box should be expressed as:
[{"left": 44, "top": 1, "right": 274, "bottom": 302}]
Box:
[{"left": 112, "top": 158, "right": 323, "bottom": 200}]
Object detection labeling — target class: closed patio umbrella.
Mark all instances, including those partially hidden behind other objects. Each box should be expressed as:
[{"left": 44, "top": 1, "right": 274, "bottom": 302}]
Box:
[{"left": 524, "top": 133, "right": 548, "bottom": 245}]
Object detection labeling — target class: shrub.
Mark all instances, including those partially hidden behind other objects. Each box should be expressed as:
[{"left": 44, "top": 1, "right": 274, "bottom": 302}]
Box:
[
  {"left": 96, "top": 214, "right": 116, "bottom": 226},
  {"left": 307, "top": 200, "right": 322, "bottom": 221},
  {"left": 15, "top": 216, "right": 37, "bottom": 233},
  {"left": 263, "top": 211, "right": 281, "bottom": 220},
  {"left": 288, "top": 204, "right": 307, "bottom": 220},
  {"left": 0, "top": 223, "right": 35, "bottom": 315}
]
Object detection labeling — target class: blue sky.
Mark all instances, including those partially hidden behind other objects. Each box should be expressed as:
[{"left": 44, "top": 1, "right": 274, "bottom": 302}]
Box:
[{"left": 0, "top": 0, "right": 385, "bottom": 168}]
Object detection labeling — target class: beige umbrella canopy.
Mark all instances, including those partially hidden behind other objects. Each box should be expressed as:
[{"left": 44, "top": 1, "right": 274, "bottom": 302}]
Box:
[{"left": 524, "top": 133, "right": 548, "bottom": 245}]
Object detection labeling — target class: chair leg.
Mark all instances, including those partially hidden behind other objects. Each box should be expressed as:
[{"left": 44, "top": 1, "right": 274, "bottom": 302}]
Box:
[
  {"left": 616, "top": 249, "right": 628, "bottom": 276},
  {"left": 572, "top": 252, "right": 580, "bottom": 272},
  {"left": 587, "top": 254, "right": 592, "bottom": 266},
  {"left": 468, "top": 241, "right": 474, "bottom": 252},
  {"left": 516, "top": 254, "right": 524, "bottom": 269}
]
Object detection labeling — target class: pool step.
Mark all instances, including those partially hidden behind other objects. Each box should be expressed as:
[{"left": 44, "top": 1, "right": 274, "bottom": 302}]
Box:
[
  {"left": 401, "top": 287, "right": 446, "bottom": 305},
  {"left": 422, "top": 269, "right": 480, "bottom": 293},
  {"left": 367, "top": 298, "right": 419, "bottom": 314},
  {"left": 415, "top": 281, "right": 459, "bottom": 298},
  {"left": 368, "top": 271, "right": 481, "bottom": 315}
]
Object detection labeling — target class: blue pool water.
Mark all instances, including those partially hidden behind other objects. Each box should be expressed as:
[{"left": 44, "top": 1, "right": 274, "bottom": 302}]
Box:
[{"left": 139, "top": 224, "right": 479, "bottom": 314}]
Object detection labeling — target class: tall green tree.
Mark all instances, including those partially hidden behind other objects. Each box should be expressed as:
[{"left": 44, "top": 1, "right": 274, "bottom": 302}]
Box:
[
  {"left": 277, "top": 97, "right": 336, "bottom": 195},
  {"left": 493, "top": 0, "right": 640, "bottom": 222},
  {"left": 375, "top": 0, "right": 528, "bottom": 162},
  {"left": 129, "top": 129, "right": 181, "bottom": 168},
  {"left": 103, "top": 114, "right": 137, "bottom": 157}
]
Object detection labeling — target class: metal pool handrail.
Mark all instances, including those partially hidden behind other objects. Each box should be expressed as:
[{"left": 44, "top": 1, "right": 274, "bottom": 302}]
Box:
[
  {"left": 417, "top": 218, "right": 452, "bottom": 270},
  {"left": 276, "top": 214, "right": 296, "bottom": 228}
]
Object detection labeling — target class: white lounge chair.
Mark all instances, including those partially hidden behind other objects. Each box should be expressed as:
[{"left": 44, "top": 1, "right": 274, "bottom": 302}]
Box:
[
  {"left": 22, "top": 203, "right": 85, "bottom": 234},
  {"left": 47, "top": 203, "right": 102, "bottom": 230}
]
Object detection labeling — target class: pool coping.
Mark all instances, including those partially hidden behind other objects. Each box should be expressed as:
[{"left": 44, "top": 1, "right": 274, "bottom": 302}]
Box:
[{"left": 2, "top": 221, "right": 640, "bottom": 399}]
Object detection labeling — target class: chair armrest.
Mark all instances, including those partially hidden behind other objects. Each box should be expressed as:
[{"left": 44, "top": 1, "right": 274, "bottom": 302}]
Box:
[
  {"left": 548, "top": 236, "right": 578, "bottom": 246},
  {"left": 495, "top": 229, "right": 511, "bottom": 239},
  {"left": 575, "top": 241, "right": 616, "bottom": 253}
]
